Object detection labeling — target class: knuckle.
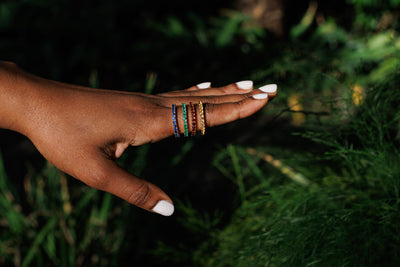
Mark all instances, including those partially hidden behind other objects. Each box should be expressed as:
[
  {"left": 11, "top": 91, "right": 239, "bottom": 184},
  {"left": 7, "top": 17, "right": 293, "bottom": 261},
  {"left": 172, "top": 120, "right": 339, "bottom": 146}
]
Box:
[
  {"left": 84, "top": 165, "right": 111, "bottom": 190},
  {"left": 0, "top": 61, "right": 17, "bottom": 68},
  {"left": 127, "top": 182, "right": 151, "bottom": 207},
  {"left": 235, "top": 99, "right": 246, "bottom": 119},
  {"left": 243, "top": 92, "right": 254, "bottom": 100},
  {"left": 204, "top": 102, "right": 215, "bottom": 115},
  {"left": 0, "top": 61, "right": 20, "bottom": 72},
  {"left": 86, "top": 173, "right": 109, "bottom": 190},
  {"left": 87, "top": 173, "right": 109, "bottom": 190},
  {"left": 220, "top": 86, "right": 232, "bottom": 94},
  {"left": 204, "top": 103, "right": 215, "bottom": 127}
]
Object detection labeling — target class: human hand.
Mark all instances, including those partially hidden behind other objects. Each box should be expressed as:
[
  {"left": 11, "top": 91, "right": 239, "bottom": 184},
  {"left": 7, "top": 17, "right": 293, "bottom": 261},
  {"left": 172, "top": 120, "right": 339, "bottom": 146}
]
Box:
[{"left": 0, "top": 62, "right": 277, "bottom": 216}]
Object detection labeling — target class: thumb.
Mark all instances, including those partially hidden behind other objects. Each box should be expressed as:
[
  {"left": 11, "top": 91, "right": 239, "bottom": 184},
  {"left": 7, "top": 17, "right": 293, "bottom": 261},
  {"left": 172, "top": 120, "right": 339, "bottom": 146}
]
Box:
[{"left": 85, "top": 157, "right": 174, "bottom": 216}]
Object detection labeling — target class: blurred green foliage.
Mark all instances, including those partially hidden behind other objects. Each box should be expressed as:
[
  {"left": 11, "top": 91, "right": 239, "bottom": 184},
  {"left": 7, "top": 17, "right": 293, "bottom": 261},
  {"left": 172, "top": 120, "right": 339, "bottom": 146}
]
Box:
[
  {"left": 188, "top": 84, "right": 400, "bottom": 266},
  {"left": 350, "top": 0, "right": 400, "bottom": 29},
  {"left": 1, "top": 0, "right": 400, "bottom": 266},
  {"left": 0, "top": 154, "right": 128, "bottom": 266}
]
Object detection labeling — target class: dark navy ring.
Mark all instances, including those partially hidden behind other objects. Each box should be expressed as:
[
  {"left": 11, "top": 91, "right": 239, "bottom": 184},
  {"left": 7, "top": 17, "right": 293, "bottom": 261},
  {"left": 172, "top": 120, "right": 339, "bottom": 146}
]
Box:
[{"left": 172, "top": 104, "right": 180, "bottom": 138}]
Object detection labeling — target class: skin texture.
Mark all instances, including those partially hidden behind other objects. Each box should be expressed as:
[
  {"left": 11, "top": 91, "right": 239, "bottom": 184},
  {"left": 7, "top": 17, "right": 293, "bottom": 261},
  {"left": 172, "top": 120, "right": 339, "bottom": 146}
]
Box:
[{"left": 0, "top": 61, "right": 277, "bottom": 215}]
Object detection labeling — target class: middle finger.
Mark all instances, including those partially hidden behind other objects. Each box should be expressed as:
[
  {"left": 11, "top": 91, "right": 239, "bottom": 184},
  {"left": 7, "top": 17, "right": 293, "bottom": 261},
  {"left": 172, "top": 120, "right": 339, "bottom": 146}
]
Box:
[{"left": 158, "top": 83, "right": 277, "bottom": 107}]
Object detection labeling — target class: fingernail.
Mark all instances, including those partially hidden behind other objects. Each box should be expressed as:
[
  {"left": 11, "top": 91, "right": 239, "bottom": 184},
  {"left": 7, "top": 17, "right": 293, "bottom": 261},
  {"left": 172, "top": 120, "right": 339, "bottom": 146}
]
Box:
[
  {"left": 259, "top": 84, "right": 277, "bottom": 93},
  {"left": 236, "top": 80, "right": 253, "bottom": 90},
  {"left": 197, "top": 82, "right": 211, "bottom": 89},
  {"left": 252, "top": 93, "right": 269, "bottom": 100},
  {"left": 152, "top": 200, "right": 175, "bottom": 216}
]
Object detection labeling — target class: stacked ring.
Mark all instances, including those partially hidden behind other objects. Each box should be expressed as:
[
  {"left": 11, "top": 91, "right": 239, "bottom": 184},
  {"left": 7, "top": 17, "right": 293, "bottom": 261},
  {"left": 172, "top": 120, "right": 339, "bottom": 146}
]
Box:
[
  {"left": 190, "top": 102, "right": 196, "bottom": 136},
  {"left": 172, "top": 102, "right": 206, "bottom": 138},
  {"left": 172, "top": 104, "right": 179, "bottom": 138},
  {"left": 199, "top": 101, "right": 206, "bottom": 135},
  {"left": 182, "top": 103, "right": 189, "bottom": 137}
]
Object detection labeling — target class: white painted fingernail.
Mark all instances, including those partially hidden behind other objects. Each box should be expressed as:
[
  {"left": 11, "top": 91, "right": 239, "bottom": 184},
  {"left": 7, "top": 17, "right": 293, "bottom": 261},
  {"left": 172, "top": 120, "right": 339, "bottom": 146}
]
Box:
[
  {"left": 259, "top": 84, "right": 277, "bottom": 93},
  {"left": 236, "top": 80, "right": 253, "bottom": 90},
  {"left": 152, "top": 200, "right": 174, "bottom": 216},
  {"left": 197, "top": 82, "right": 211, "bottom": 89},
  {"left": 252, "top": 93, "right": 269, "bottom": 100}
]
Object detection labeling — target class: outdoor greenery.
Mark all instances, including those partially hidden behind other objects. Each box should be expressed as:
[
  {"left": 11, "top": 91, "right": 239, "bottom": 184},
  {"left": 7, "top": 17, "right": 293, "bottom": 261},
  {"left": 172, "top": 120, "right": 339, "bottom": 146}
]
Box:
[{"left": 0, "top": 0, "right": 399, "bottom": 266}]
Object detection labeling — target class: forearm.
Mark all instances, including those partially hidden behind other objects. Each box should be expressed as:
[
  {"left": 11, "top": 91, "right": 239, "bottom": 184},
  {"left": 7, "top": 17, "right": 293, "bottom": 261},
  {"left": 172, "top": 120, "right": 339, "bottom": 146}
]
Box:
[
  {"left": 0, "top": 61, "right": 32, "bottom": 134},
  {"left": 0, "top": 61, "right": 73, "bottom": 138}
]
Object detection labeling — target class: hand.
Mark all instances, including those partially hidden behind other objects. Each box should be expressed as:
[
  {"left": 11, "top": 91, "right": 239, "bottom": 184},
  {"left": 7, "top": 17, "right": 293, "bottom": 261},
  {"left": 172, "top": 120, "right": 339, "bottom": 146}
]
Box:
[{"left": 0, "top": 62, "right": 277, "bottom": 216}]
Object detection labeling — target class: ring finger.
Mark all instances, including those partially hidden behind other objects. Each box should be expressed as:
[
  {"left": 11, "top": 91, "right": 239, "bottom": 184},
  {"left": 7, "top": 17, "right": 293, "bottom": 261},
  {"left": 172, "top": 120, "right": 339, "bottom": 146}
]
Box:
[{"left": 147, "top": 90, "right": 272, "bottom": 141}]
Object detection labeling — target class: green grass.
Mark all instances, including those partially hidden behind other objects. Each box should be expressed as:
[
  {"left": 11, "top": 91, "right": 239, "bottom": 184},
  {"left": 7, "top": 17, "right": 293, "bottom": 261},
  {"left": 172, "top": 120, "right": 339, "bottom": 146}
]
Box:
[
  {"left": 205, "top": 85, "right": 400, "bottom": 266},
  {"left": 153, "top": 82, "right": 400, "bottom": 266},
  {"left": 0, "top": 157, "right": 128, "bottom": 266}
]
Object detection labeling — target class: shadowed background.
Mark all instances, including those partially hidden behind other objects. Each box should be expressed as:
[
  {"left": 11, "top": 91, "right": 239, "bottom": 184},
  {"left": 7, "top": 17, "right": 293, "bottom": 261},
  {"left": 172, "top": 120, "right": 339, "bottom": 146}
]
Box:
[{"left": 1, "top": 0, "right": 400, "bottom": 266}]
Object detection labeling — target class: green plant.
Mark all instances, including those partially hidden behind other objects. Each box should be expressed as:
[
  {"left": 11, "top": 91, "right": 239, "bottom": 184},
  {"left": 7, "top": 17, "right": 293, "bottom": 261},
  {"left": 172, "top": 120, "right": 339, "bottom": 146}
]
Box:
[
  {"left": 0, "top": 155, "right": 128, "bottom": 267},
  {"left": 1, "top": 1, "right": 400, "bottom": 266},
  {"left": 151, "top": 4, "right": 400, "bottom": 265}
]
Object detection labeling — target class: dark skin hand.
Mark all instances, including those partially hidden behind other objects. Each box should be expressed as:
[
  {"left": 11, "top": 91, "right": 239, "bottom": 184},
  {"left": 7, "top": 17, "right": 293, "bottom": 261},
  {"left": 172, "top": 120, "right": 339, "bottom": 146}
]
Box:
[{"left": 0, "top": 61, "right": 277, "bottom": 216}]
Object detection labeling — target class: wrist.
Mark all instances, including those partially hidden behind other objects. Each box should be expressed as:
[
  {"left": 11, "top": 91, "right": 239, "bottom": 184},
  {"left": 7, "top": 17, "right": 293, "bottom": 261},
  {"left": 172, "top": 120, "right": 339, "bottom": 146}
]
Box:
[{"left": 0, "top": 61, "right": 45, "bottom": 137}]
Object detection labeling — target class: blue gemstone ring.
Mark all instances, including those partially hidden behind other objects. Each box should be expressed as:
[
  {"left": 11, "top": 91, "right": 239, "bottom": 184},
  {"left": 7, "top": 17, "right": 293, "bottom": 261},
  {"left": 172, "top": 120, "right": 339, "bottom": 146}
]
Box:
[{"left": 172, "top": 104, "right": 180, "bottom": 138}]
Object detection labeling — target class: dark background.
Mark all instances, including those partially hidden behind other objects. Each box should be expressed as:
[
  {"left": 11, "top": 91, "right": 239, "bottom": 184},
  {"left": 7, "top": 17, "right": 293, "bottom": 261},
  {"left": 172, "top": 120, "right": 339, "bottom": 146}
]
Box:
[{"left": 1, "top": 0, "right": 399, "bottom": 266}]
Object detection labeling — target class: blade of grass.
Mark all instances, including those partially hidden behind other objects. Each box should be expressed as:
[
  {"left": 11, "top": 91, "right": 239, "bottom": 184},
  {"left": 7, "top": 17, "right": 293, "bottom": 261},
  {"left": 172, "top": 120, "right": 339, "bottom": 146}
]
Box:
[
  {"left": 75, "top": 188, "right": 98, "bottom": 214},
  {"left": 43, "top": 234, "right": 58, "bottom": 265},
  {"left": 99, "top": 193, "right": 113, "bottom": 221},
  {"left": 21, "top": 216, "right": 57, "bottom": 267},
  {"left": 238, "top": 147, "right": 269, "bottom": 186},
  {"left": 213, "top": 148, "right": 236, "bottom": 182},
  {"left": 0, "top": 150, "right": 26, "bottom": 233},
  {"left": 227, "top": 145, "right": 246, "bottom": 203},
  {"left": 246, "top": 148, "right": 310, "bottom": 186},
  {"left": 145, "top": 72, "right": 157, "bottom": 94}
]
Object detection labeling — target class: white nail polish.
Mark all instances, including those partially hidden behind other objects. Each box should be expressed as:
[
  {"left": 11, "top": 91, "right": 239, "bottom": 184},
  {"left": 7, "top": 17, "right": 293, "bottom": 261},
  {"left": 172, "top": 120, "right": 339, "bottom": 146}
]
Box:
[
  {"left": 236, "top": 80, "right": 253, "bottom": 90},
  {"left": 197, "top": 82, "right": 211, "bottom": 89},
  {"left": 152, "top": 200, "right": 175, "bottom": 216},
  {"left": 252, "top": 93, "right": 269, "bottom": 100},
  {"left": 259, "top": 84, "right": 277, "bottom": 93}
]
